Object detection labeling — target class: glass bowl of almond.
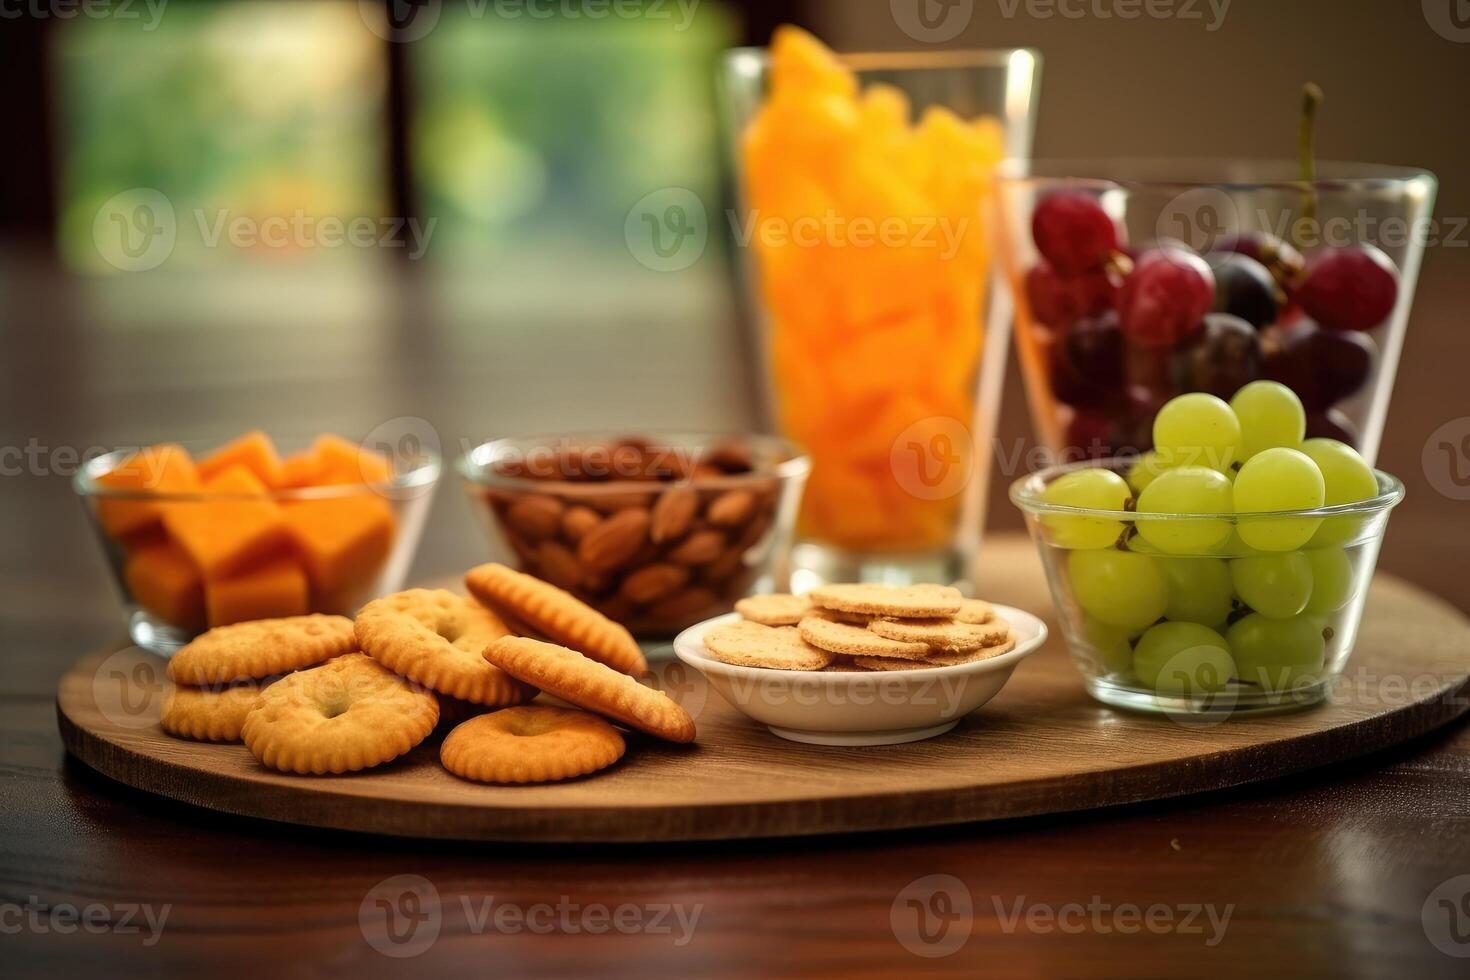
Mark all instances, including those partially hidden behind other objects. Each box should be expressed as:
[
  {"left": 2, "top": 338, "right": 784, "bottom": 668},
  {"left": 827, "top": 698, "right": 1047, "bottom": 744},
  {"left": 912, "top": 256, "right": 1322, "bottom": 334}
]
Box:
[{"left": 458, "top": 433, "right": 810, "bottom": 638}]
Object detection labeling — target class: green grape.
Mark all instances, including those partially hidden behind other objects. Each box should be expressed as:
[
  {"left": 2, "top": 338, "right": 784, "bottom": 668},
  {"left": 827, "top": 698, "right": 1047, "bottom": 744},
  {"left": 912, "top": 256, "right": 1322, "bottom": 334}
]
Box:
[
  {"left": 1127, "top": 451, "right": 1173, "bottom": 495},
  {"left": 1212, "top": 529, "right": 1265, "bottom": 558},
  {"left": 1041, "top": 468, "right": 1131, "bottom": 549},
  {"left": 1067, "top": 549, "right": 1168, "bottom": 632},
  {"left": 1302, "top": 438, "right": 1378, "bottom": 546},
  {"left": 1232, "top": 447, "right": 1326, "bottom": 551},
  {"left": 1135, "top": 466, "right": 1234, "bottom": 555},
  {"left": 1082, "top": 617, "right": 1134, "bottom": 676},
  {"left": 1230, "top": 552, "right": 1313, "bottom": 619},
  {"left": 1230, "top": 381, "right": 1306, "bottom": 461},
  {"left": 1160, "top": 557, "right": 1234, "bottom": 625},
  {"left": 1304, "top": 547, "right": 1354, "bottom": 614},
  {"left": 1132, "top": 622, "right": 1235, "bottom": 695},
  {"left": 1227, "top": 613, "right": 1326, "bottom": 691},
  {"left": 1152, "top": 392, "right": 1241, "bottom": 472}
]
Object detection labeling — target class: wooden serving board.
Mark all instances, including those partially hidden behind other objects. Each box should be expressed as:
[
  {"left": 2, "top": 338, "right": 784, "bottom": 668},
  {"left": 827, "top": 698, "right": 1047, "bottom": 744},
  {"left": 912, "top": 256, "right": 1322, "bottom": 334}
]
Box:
[{"left": 57, "top": 537, "right": 1470, "bottom": 843}]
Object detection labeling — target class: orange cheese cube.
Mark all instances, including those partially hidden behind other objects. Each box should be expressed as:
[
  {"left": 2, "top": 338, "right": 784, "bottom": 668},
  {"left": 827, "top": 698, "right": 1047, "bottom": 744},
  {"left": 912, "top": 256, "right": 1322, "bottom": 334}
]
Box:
[
  {"left": 95, "top": 444, "right": 198, "bottom": 539},
  {"left": 124, "top": 540, "right": 204, "bottom": 631},
  {"left": 283, "top": 493, "right": 396, "bottom": 600},
  {"left": 205, "top": 556, "right": 309, "bottom": 628},
  {"left": 278, "top": 450, "right": 321, "bottom": 488},
  {"left": 197, "top": 430, "right": 285, "bottom": 488},
  {"left": 163, "top": 466, "right": 289, "bottom": 577},
  {"left": 312, "top": 434, "right": 393, "bottom": 486}
]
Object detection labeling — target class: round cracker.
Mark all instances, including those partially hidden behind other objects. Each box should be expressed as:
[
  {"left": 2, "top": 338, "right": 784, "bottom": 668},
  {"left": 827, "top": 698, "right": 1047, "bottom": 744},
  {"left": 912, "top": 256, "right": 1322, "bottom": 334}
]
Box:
[
  {"left": 953, "top": 598, "right": 995, "bottom": 625},
  {"left": 808, "top": 583, "right": 962, "bottom": 619},
  {"left": 160, "top": 681, "right": 269, "bottom": 742},
  {"left": 703, "top": 620, "right": 834, "bottom": 671},
  {"left": 440, "top": 706, "right": 625, "bottom": 784},
  {"left": 924, "top": 634, "right": 1016, "bottom": 666},
  {"left": 868, "top": 617, "right": 1010, "bottom": 651},
  {"left": 733, "top": 593, "right": 812, "bottom": 627},
  {"left": 168, "top": 614, "right": 354, "bottom": 686},
  {"left": 797, "top": 616, "right": 930, "bottom": 660}
]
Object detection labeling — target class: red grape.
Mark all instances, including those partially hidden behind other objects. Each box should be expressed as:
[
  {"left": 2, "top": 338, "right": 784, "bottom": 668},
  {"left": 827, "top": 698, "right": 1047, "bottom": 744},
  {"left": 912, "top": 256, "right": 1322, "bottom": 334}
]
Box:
[
  {"left": 1206, "top": 252, "right": 1280, "bottom": 329},
  {"left": 1065, "top": 410, "right": 1117, "bottom": 460},
  {"left": 1263, "top": 321, "right": 1375, "bottom": 411},
  {"left": 1297, "top": 245, "right": 1399, "bottom": 332},
  {"left": 1051, "top": 310, "right": 1124, "bottom": 409},
  {"left": 1032, "top": 193, "right": 1121, "bottom": 275},
  {"left": 1170, "top": 313, "right": 1263, "bottom": 399},
  {"left": 1118, "top": 247, "right": 1216, "bottom": 348},
  {"left": 1306, "top": 408, "right": 1360, "bottom": 448},
  {"left": 1025, "top": 261, "right": 1117, "bottom": 329}
]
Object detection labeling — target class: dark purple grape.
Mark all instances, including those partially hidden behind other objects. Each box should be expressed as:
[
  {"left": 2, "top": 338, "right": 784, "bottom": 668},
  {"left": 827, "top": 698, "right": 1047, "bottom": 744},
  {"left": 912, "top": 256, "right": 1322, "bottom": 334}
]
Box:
[
  {"left": 1170, "top": 313, "right": 1263, "bottom": 399},
  {"left": 1032, "top": 193, "right": 1121, "bottom": 274},
  {"left": 1051, "top": 310, "right": 1124, "bottom": 409},
  {"left": 1307, "top": 408, "right": 1360, "bottom": 447},
  {"left": 1264, "top": 322, "right": 1376, "bottom": 411},
  {"left": 1118, "top": 247, "right": 1215, "bottom": 348},
  {"left": 1205, "top": 252, "right": 1280, "bottom": 329},
  {"left": 1025, "top": 261, "right": 1117, "bottom": 329},
  {"left": 1066, "top": 410, "right": 1117, "bottom": 460},
  {"left": 1297, "top": 245, "right": 1400, "bottom": 332},
  {"left": 1214, "top": 232, "right": 1305, "bottom": 289}
]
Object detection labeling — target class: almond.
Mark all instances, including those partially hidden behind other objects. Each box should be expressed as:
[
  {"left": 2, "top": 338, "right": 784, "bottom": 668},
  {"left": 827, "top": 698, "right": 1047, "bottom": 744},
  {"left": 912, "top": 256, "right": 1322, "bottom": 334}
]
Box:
[
  {"left": 701, "top": 544, "right": 746, "bottom": 584},
  {"left": 577, "top": 507, "right": 651, "bottom": 572},
  {"left": 706, "top": 489, "right": 756, "bottom": 528},
  {"left": 650, "top": 486, "right": 699, "bottom": 544},
  {"left": 583, "top": 490, "right": 654, "bottom": 515},
  {"left": 506, "top": 493, "right": 564, "bottom": 540},
  {"left": 560, "top": 505, "right": 601, "bottom": 542},
  {"left": 667, "top": 528, "right": 725, "bottom": 566},
  {"left": 647, "top": 586, "right": 718, "bottom": 622},
  {"left": 620, "top": 563, "right": 690, "bottom": 605},
  {"left": 534, "top": 540, "right": 584, "bottom": 591}
]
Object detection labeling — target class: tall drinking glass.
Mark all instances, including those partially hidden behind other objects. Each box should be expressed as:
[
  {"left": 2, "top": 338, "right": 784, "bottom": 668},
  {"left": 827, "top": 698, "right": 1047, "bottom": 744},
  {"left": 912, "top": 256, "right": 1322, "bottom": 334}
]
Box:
[{"left": 722, "top": 41, "right": 1041, "bottom": 589}]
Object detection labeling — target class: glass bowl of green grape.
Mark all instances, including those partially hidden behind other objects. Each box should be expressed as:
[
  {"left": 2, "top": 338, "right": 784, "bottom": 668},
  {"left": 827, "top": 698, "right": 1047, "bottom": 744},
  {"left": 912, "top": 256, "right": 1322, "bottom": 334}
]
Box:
[{"left": 1010, "top": 380, "right": 1404, "bottom": 716}]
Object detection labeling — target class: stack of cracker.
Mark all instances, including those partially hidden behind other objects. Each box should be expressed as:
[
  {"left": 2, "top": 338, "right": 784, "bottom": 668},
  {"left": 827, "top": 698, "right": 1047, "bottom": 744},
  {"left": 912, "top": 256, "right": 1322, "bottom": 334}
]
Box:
[{"left": 714, "top": 584, "right": 1014, "bottom": 672}]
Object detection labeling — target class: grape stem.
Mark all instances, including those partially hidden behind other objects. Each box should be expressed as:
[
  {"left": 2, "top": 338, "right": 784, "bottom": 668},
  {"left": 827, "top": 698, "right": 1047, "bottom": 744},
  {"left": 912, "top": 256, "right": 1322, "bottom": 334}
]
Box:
[{"left": 1298, "top": 83, "right": 1324, "bottom": 234}]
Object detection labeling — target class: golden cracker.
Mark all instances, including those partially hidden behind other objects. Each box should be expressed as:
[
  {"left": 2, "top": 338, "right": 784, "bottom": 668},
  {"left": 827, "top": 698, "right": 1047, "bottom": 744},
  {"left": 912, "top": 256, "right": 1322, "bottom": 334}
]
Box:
[
  {"left": 733, "top": 593, "right": 812, "bottom": 627},
  {"left": 355, "top": 589, "right": 535, "bottom": 707},
  {"left": 868, "top": 617, "right": 1010, "bottom": 651},
  {"left": 924, "top": 634, "right": 1017, "bottom": 666},
  {"left": 159, "top": 681, "right": 268, "bottom": 742},
  {"left": 241, "top": 653, "right": 439, "bottom": 774},
  {"left": 797, "top": 615, "right": 931, "bottom": 660},
  {"left": 466, "top": 563, "right": 647, "bottom": 677},
  {"left": 440, "top": 706, "right": 625, "bottom": 784},
  {"left": 484, "top": 636, "right": 694, "bottom": 743},
  {"left": 808, "top": 583, "right": 962, "bottom": 619},
  {"left": 954, "top": 598, "right": 995, "bottom": 625},
  {"left": 168, "top": 614, "right": 354, "bottom": 686}
]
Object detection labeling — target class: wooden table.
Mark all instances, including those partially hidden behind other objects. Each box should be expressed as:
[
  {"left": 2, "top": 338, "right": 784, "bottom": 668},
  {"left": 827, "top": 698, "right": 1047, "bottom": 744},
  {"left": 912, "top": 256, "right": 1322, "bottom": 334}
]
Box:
[{"left": 5, "top": 258, "right": 1470, "bottom": 976}]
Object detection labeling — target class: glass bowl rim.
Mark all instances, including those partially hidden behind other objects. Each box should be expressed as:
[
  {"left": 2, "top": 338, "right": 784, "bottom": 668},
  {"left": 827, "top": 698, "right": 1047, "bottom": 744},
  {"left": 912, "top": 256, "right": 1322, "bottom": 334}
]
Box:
[
  {"left": 1010, "top": 456, "right": 1405, "bottom": 522},
  {"left": 457, "top": 430, "right": 812, "bottom": 493},
  {"left": 996, "top": 157, "right": 1438, "bottom": 194},
  {"left": 724, "top": 45, "right": 1039, "bottom": 74},
  {"left": 73, "top": 446, "right": 442, "bottom": 502}
]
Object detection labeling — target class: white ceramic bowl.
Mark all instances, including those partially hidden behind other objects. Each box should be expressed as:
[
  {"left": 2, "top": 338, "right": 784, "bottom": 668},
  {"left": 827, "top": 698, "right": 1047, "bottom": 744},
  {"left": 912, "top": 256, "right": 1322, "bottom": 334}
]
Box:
[{"left": 672, "top": 605, "right": 1048, "bottom": 745}]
